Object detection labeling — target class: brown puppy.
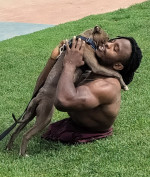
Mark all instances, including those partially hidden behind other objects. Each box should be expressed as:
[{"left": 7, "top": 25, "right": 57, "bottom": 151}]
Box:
[{"left": 6, "top": 26, "right": 127, "bottom": 156}]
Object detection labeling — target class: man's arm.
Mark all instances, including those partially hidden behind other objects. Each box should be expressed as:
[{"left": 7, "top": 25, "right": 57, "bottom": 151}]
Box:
[{"left": 54, "top": 37, "right": 117, "bottom": 111}]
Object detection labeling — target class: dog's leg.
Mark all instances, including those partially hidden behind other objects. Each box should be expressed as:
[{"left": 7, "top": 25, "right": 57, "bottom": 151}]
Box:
[
  {"left": 6, "top": 97, "right": 38, "bottom": 150},
  {"left": 32, "top": 58, "right": 57, "bottom": 96},
  {"left": 32, "top": 41, "right": 65, "bottom": 96},
  {"left": 19, "top": 105, "right": 54, "bottom": 156},
  {"left": 19, "top": 54, "right": 64, "bottom": 156},
  {"left": 6, "top": 108, "right": 35, "bottom": 150},
  {"left": 6, "top": 121, "right": 29, "bottom": 150}
]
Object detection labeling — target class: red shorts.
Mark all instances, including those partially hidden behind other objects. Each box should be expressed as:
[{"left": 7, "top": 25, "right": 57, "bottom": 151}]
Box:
[{"left": 42, "top": 118, "right": 113, "bottom": 144}]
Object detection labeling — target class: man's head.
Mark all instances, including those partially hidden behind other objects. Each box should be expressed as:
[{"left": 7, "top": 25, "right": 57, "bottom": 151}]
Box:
[{"left": 95, "top": 36, "right": 142, "bottom": 85}]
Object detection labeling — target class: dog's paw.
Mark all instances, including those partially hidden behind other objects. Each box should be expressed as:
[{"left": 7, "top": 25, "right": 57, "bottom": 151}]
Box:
[
  {"left": 23, "top": 154, "right": 29, "bottom": 158},
  {"left": 5, "top": 145, "right": 13, "bottom": 151},
  {"left": 19, "top": 152, "right": 29, "bottom": 157},
  {"left": 19, "top": 150, "right": 29, "bottom": 157},
  {"left": 50, "top": 40, "right": 65, "bottom": 60},
  {"left": 123, "top": 85, "right": 129, "bottom": 91}
]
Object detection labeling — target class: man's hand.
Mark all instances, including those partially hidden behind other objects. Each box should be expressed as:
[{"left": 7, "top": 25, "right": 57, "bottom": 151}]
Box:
[{"left": 63, "top": 36, "right": 85, "bottom": 69}]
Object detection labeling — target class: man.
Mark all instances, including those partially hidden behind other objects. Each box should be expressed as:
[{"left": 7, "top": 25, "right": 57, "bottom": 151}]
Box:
[{"left": 42, "top": 36, "right": 142, "bottom": 144}]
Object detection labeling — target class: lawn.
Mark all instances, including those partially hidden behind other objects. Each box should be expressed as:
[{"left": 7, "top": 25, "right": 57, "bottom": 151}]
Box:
[{"left": 0, "top": 1, "right": 150, "bottom": 177}]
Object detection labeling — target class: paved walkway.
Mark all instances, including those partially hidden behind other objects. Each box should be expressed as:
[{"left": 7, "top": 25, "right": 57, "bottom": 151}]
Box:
[
  {"left": 0, "top": 0, "right": 146, "bottom": 41},
  {"left": 0, "top": 22, "right": 54, "bottom": 41}
]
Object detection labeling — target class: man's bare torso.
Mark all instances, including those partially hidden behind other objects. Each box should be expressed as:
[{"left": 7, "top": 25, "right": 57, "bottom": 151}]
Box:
[{"left": 68, "top": 73, "right": 121, "bottom": 132}]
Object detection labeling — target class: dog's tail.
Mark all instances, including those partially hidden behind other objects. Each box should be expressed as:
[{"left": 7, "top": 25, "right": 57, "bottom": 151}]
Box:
[
  {"left": 12, "top": 96, "right": 38, "bottom": 124},
  {"left": 12, "top": 113, "right": 27, "bottom": 123}
]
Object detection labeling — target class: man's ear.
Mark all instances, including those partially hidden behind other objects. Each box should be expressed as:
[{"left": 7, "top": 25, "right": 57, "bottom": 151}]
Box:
[{"left": 113, "top": 62, "right": 124, "bottom": 71}]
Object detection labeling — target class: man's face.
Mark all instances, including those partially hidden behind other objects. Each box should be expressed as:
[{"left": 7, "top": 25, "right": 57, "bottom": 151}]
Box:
[{"left": 95, "top": 38, "right": 132, "bottom": 67}]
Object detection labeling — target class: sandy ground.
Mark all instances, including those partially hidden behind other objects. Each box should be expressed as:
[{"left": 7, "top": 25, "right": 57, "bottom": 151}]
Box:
[{"left": 0, "top": 0, "right": 147, "bottom": 25}]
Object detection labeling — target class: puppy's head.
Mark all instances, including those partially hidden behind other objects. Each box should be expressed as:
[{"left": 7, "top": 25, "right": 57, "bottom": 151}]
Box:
[{"left": 81, "top": 26, "right": 109, "bottom": 48}]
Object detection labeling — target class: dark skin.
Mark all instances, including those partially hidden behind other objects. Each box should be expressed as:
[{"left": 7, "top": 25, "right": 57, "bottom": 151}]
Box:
[{"left": 54, "top": 37, "right": 132, "bottom": 132}]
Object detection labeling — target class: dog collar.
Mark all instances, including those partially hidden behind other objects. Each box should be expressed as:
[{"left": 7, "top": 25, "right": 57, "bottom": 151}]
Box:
[
  {"left": 60, "top": 35, "right": 97, "bottom": 57},
  {"left": 76, "top": 35, "right": 97, "bottom": 50}
]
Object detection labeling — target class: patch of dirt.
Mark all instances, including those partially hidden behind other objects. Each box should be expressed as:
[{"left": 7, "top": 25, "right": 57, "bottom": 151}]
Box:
[{"left": 0, "top": 0, "right": 146, "bottom": 24}]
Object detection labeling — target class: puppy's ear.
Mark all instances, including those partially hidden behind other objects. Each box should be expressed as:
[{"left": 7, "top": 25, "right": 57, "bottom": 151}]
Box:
[{"left": 93, "top": 26, "right": 101, "bottom": 33}]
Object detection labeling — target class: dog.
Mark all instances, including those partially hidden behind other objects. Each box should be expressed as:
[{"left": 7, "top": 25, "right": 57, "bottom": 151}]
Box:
[{"left": 6, "top": 26, "right": 127, "bottom": 156}]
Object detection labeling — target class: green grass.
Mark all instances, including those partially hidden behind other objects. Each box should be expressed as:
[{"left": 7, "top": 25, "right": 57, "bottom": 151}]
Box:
[{"left": 0, "top": 1, "right": 150, "bottom": 177}]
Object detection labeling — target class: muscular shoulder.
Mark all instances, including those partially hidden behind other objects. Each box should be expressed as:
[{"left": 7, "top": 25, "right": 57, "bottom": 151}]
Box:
[
  {"left": 94, "top": 77, "right": 121, "bottom": 92},
  {"left": 84, "top": 77, "right": 121, "bottom": 104}
]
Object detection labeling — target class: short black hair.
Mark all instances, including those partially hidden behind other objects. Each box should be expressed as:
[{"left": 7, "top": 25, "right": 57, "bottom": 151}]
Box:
[{"left": 112, "top": 36, "right": 143, "bottom": 85}]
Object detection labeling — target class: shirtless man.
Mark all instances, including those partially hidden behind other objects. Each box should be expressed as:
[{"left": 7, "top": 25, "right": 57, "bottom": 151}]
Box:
[{"left": 43, "top": 36, "right": 142, "bottom": 143}]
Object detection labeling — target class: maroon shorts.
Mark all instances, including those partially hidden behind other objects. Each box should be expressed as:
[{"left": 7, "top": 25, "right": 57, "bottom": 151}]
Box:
[{"left": 42, "top": 118, "right": 113, "bottom": 144}]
